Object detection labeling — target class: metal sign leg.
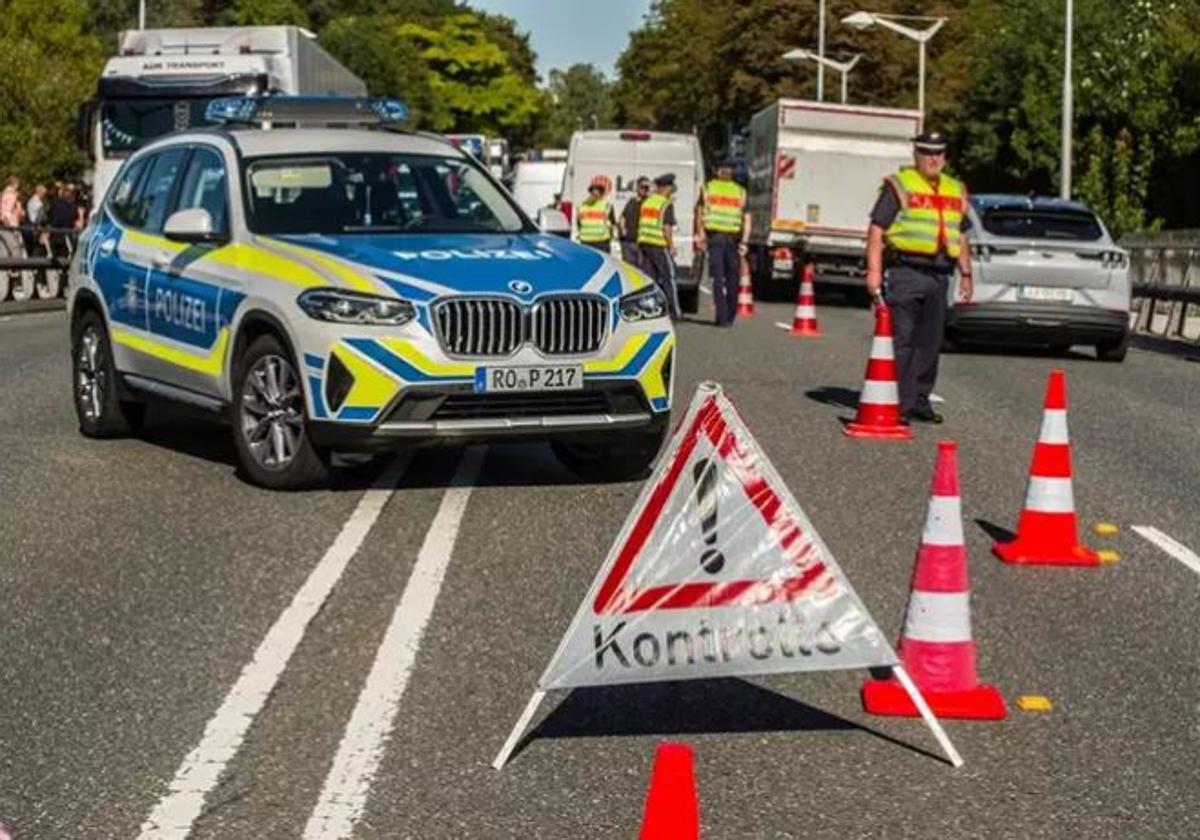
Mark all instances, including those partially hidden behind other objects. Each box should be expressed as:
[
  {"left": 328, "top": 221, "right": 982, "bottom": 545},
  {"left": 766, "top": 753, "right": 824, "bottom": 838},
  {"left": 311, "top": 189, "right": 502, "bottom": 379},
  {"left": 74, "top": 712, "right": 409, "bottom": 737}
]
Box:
[
  {"left": 492, "top": 690, "right": 546, "bottom": 771},
  {"left": 892, "top": 666, "right": 964, "bottom": 768}
]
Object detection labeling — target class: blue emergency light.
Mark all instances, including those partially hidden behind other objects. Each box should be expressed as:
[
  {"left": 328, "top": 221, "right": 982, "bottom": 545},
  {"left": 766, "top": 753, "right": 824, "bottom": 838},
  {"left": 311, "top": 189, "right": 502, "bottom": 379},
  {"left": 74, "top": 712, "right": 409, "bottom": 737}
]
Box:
[{"left": 204, "top": 96, "right": 410, "bottom": 128}]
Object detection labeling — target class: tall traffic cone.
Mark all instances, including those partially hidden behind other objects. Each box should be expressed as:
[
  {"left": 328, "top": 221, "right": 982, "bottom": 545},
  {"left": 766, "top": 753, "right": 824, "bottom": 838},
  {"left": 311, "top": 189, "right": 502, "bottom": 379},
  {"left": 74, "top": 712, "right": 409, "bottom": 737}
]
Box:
[
  {"left": 862, "top": 441, "right": 1007, "bottom": 720},
  {"left": 736, "top": 257, "right": 756, "bottom": 317},
  {"left": 783, "top": 262, "right": 821, "bottom": 337},
  {"left": 638, "top": 743, "right": 699, "bottom": 840},
  {"left": 843, "top": 303, "right": 912, "bottom": 440},
  {"left": 994, "top": 370, "right": 1099, "bottom": 566}
]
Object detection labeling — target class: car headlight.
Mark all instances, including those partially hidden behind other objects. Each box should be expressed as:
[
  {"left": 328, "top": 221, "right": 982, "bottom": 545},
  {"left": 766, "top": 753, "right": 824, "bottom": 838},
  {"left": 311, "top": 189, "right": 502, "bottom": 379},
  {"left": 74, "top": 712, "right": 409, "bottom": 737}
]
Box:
[
  {"left": 619, "top": 286, "right": 667, "bottom": 322},
  {"left": 297, "top": 289, "right": 416, "bottom": 326}
]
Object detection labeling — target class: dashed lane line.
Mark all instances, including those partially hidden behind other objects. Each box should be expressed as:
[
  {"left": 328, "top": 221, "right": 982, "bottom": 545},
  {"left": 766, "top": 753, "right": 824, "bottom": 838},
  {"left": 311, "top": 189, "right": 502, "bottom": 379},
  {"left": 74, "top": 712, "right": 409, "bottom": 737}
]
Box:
[
  {"left": 136, "top": 455, "right": 412, "bottom": 840},
  {"left": 304, "top": 446, "right": 485, "bottom": 839},
  {"left": 1132, "top": 526, "right": 1200, "bottom": 577}
]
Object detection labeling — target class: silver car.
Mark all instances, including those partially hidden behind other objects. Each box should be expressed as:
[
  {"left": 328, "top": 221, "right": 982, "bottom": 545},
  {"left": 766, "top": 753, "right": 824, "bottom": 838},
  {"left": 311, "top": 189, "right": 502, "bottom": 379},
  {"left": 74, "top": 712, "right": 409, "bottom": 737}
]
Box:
[{"left": 946, "top": 195, "right": 1131, "bottom": 361}]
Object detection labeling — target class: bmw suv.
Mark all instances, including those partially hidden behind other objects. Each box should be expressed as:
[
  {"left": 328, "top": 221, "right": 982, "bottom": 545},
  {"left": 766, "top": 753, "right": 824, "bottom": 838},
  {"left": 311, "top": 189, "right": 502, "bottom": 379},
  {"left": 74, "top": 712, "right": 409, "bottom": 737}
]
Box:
[{"left": 67, "top": 98, "right": 675, "bottom": 488}]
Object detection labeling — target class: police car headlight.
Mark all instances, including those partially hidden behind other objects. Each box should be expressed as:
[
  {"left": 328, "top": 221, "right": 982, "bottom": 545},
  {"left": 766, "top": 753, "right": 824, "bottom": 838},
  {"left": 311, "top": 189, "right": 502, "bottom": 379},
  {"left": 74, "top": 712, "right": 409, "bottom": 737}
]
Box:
[
  {"left": 298, "top": 289, "right": 416, "bottom": 326},
  {"left": 619, "top": 286, "right": 667, "bottom": 322}
]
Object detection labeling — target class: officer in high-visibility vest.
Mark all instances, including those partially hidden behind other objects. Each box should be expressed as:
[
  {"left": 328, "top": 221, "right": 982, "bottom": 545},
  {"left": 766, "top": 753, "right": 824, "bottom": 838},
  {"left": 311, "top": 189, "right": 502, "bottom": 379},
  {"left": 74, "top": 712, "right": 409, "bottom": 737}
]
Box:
[
  {"left": 866, "top": 130, "right": 974, "bottom": 424},
  {"left": 576, "top": 176, "right": 616, "bottom": 252},
  {"left": 637, "top": 173, "right": 681, "bottom": 320},
  {"left": 695, "top": 160, "right": 750, "bottom": 327}
]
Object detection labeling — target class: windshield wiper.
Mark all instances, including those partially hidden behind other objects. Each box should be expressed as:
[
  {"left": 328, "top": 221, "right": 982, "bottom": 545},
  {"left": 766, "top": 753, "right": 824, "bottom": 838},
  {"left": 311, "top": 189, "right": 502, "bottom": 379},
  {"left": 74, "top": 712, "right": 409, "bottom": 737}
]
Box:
[{"left": 341, "top": 225, "right": 409, "bottom": 233}]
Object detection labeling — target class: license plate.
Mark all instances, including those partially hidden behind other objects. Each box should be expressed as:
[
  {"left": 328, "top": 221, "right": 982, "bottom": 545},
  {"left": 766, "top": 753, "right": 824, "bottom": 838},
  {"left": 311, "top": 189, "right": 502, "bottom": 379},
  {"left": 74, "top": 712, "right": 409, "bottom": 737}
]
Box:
[
  {"left": 475, "top": 364, "right": 584, "bottom": 393},
  {"left": 1021, "top": 285, "right": 1074, "bottom": 302}
]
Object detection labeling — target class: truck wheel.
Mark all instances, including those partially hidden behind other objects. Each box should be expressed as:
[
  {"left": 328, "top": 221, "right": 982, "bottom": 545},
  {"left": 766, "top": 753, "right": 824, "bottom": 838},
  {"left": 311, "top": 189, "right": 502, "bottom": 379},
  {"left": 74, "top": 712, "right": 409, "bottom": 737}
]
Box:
[
  {"left": 9, "top": 270, "right": 35, "bottom": 302},
  {"left": 231, "top": 333, "right": 331, "bottom": 490},
  {"left": 72, "top": 310, "right": 145, "bottom": 438},
  {"left": 1096, "top": 333, "right": 1129, "bottom": 362},
  {"left": 678, "top": 285, "right": 700, "bottom": 314},
  {"left": 552, "top": 421, "right": 668, "bottom": 482}
]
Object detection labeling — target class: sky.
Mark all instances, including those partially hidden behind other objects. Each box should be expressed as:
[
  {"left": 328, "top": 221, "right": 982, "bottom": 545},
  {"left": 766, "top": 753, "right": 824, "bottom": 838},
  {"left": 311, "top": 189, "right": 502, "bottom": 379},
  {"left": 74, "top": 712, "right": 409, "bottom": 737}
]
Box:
[{"left": 469, "top": 0, "right": 652, "bottom": 81}]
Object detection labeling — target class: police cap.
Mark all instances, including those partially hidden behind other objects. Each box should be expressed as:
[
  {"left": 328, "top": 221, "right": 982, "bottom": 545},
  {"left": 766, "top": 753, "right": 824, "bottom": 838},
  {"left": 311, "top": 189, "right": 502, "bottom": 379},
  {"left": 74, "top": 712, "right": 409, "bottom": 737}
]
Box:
[
  {"left": 653, "top": 173, "right": 676, "bottom": 187},
  {"left": 912, "top": 130, "right": 948, "bottom": 154}
]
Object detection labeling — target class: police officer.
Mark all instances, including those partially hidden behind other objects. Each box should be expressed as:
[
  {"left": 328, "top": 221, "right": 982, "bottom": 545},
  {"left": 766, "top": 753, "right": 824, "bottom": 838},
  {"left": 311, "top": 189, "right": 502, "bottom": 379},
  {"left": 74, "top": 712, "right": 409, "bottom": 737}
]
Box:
[
  {"left": 577, "top": 176, "right": 616, "bottom": 252},
  {"left": 866, "top": 130, "right": 973, "bottom": 424},
  {"left": 638, "top": 173, "right": 681, "bottom": 319},
  {"left": 695, "top": 160, "right": 749, "bottom": 327},
  {"left": 618, "top": 176, "right": 650, "bottom": 266}
]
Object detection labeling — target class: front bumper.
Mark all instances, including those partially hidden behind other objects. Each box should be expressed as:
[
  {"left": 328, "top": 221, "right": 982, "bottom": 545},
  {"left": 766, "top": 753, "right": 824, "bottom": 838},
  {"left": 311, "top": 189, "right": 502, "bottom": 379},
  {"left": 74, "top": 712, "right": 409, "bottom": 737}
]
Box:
[{"left": 947, "top": 302, "right": 1128, "bottom": 345}]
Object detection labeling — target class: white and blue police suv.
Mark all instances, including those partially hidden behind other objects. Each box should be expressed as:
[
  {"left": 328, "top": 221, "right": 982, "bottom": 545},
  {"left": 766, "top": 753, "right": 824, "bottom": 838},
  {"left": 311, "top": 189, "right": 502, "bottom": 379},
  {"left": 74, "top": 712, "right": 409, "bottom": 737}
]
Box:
[{"left": 67, "top": 98, "right": 675, "bottom": 489}]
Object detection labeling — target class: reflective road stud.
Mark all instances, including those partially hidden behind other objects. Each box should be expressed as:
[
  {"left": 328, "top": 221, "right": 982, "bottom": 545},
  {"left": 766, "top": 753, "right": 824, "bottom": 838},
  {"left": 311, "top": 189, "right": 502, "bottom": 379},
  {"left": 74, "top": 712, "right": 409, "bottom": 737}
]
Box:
[
  {"left": 1094, "top": 522, "right": 1119, "bottom": 537},
  {"left": 1016, "top": 695, "right": 1054, "bottom": 712}
]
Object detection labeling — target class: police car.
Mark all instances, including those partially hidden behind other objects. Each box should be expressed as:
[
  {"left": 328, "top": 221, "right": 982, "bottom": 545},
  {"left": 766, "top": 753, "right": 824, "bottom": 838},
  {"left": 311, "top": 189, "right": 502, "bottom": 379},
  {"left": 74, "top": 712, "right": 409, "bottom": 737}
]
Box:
[{"left": 68, "top": 97, "right": 675, "bottom": 489}]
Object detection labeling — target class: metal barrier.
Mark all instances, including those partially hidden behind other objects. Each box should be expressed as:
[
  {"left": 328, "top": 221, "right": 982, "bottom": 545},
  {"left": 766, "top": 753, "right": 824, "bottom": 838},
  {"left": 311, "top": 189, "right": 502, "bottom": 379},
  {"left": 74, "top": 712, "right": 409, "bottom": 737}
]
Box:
[
  {"left": 0, "top": 225, "right": 79, "bottom": 303},
  {"left": 1123, "top": 233, "right": 1200, "bottom": 345}
]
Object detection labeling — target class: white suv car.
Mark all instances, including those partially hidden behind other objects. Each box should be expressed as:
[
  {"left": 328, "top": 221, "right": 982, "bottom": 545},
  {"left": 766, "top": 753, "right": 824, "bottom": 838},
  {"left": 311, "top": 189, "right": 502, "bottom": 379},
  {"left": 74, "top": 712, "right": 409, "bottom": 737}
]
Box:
[{"left": 68, "top": 98, "right": 675, "bottom": 488}]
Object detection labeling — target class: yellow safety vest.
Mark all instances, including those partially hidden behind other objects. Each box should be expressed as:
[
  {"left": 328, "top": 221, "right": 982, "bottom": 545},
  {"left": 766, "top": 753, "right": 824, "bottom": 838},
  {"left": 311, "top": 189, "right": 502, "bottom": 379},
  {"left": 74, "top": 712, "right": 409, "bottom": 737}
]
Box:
[
  {"left": 637, "top": 193, "right": 670, "bottom": 247},
  {"left": 701, "top": 179, "right": 746, "bottom": 233},
  {"left": 577, "top": 198, "right": 611, "bottom": 243},
  {"left": 883, "top": 168, "right": 966, "bottom": 258}
]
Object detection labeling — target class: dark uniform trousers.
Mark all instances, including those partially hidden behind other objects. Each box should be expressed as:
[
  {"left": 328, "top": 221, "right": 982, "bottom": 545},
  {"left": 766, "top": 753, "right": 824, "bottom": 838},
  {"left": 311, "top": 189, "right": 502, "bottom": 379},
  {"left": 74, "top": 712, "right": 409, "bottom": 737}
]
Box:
[
  {"left": 582, "top": 240, "right": 610, "bottom": 253},
  {"left": 705, "top": 232, "right": 740, "bottom": 325},
  {"left": 883, "top": 264, "right": 950, "bottom": 415},
  {"left": 639, "top": 245, "right": 681, "bottom": 320},
  {"left": 620, "top": 240, "right": 641, "bottom": 267}
]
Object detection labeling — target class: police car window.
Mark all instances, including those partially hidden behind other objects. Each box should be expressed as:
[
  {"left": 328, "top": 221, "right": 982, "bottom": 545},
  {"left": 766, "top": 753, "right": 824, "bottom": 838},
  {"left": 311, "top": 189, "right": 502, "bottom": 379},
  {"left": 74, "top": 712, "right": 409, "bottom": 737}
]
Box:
[
  {"left": 243, "top": 153, "right": 528, "bottom": 235},
  {"left": 174, "top": 147, "right": 229, "bottom": 234},
  {"left": 108, "top": 157, "right": 150, "bottom": 227},
  {"left": 129, "top": 148, "right": 187, "bottom": 232}
]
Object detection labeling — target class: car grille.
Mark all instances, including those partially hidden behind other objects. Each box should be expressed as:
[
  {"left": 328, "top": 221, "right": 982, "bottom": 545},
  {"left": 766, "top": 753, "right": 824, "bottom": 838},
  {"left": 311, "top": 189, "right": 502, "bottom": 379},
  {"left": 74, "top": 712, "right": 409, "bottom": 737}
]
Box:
[
  {"left": 432, "top": 295, "right": 608, "bottom": 358},
  {"left": 432, "top": 391, "right": 613, "bottom": 420}
]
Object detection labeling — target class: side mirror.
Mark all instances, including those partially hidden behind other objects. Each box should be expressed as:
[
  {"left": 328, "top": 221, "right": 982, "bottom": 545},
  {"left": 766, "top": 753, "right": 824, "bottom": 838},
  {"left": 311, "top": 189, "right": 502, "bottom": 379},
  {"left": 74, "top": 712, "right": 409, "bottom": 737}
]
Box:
[
  {"left": 538, "top": 208, "right": 571, "bottom": 238},
  {"left": 163, "top": 208, "right": 225, "bottom": 243}
]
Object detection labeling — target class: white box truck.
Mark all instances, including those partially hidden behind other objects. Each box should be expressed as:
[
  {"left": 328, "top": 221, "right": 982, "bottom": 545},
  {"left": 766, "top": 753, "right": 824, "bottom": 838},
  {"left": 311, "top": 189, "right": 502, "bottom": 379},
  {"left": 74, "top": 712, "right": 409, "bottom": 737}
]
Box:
[
  {"left": 77, "top": 26, "right": 367, "bottom": 206},
  {"left": 746, "top": 99, "right": 921, "bottom": 298},
  {"left": 561, "top": 129, "right": 706, "bottom": 313}
]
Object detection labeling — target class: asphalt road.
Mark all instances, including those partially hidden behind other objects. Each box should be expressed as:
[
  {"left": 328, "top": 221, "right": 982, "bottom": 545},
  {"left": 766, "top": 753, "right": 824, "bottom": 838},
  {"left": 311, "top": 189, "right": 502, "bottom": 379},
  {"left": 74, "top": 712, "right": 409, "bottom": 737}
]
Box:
[{"left": 1, "top": 301, "right": 1198, "bottom": 839}]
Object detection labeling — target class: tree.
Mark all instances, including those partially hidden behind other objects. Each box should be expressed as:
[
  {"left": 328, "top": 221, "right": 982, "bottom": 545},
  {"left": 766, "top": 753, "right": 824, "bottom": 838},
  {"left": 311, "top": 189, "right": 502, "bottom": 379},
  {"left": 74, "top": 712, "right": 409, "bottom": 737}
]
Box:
[
  {"left": 218, "top": 0, "right": 310, "bottom": 27},
  {"left": 539, "top": 64, "right": 615, "bottom": 147}
]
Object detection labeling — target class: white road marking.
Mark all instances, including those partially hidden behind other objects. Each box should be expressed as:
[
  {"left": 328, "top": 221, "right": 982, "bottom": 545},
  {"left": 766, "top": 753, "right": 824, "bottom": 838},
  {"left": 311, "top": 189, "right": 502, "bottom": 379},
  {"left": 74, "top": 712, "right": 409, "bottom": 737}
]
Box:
[
  {"left": 137, "top": 456, "right": 410, "bottom": 840},
  {"left": 304, "top": 446, "right": 485, "bottom": 839},
  {"left": 1132, "top": 526, "right": 1200, "bottom": 577}
]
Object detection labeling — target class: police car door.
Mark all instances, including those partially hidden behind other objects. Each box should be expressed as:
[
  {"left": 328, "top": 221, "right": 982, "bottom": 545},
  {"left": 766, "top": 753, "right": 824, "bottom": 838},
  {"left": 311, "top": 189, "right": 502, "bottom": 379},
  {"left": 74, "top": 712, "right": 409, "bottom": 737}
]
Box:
[{"left": 142, "top": 145, "right": 236, "bottom": 399}]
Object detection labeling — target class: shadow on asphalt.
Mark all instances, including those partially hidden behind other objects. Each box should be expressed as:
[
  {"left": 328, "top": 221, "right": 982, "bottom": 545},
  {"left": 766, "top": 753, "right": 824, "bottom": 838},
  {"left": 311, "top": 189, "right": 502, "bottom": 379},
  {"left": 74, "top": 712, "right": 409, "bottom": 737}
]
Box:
[
  {"left": 520, "top": 678, "right": 945, "bottom": 764},
  {"left": 974, "top": 518, "right": 1016, "bottom": 544},
  {"left": 1130, "top": 332, "right": 1200, "bottom": 361},
  {"left": 805, "top": 386, "right": 861, "bottom": 411},
  {"left": 944, "top": 342, "right": 1091, "bottom": 361}
]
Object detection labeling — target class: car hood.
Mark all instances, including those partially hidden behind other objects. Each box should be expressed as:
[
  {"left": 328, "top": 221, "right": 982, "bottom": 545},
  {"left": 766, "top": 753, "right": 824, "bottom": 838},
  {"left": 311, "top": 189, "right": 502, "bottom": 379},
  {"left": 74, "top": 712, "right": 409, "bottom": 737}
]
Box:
[{"left": 261, "top": 232, "right": 629, "bottom": 303}]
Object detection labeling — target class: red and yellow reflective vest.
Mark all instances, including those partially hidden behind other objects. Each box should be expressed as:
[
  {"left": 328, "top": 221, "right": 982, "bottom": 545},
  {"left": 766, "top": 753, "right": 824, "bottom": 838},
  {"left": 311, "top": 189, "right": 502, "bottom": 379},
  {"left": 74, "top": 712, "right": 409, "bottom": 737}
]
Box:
[
  {"left": 577, "top": 198, "right": 612, "bottom": 243},
  {"left": 701, "top": 178, "right": 746, "bottom": 234},
  {"left": 883, "top": 167, "right": 966, "bottom": 258},
  {"left": 637, "top": 193, "right": 670, "bottom": 247}
]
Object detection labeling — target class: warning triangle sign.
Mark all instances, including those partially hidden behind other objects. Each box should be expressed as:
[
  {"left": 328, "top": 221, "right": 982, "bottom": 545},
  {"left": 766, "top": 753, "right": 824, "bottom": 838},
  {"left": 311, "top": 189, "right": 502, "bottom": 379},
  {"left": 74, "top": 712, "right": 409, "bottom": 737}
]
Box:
[{"left": 539, "top": 382, "right": 898, "bottom": 691}]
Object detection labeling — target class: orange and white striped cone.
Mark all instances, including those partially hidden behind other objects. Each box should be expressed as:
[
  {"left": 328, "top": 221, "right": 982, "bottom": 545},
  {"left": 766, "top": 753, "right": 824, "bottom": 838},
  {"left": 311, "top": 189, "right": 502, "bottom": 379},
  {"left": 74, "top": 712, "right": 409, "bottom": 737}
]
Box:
[
  {"left": 994, "top": 370, "right": 1100, "bottom": 566},
  {"left": 843, "top": 303, "right": 912, "bottom": 440},
  {"left": 862, "top": 441, "right": 1007, "bottom": 720},
  {"left": 736, "top": 257, "right": 756, "bottom": 317},
  {"left": 782, "top": 262, "right": 821, "bottom": 337},
  {"left": 638, "top": 743, "right": 699, "bottom": 840}
]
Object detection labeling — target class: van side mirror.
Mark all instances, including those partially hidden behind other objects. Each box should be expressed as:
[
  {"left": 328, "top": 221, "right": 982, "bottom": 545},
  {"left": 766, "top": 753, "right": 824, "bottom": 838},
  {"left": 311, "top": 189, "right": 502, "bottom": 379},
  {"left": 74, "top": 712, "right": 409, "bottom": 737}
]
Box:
[
  {"left": 538, "top": 208, "right": 570, "bottom": 238},
  {"left": 163, "top": 208, "right": 226, "bottom": 244}
]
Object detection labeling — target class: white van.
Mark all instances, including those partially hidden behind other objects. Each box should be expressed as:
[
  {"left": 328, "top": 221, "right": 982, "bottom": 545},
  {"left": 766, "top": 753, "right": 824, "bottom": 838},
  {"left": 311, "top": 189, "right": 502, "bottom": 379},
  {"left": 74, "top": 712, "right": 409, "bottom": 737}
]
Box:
[
  {"left": 510, "top": 159, "right": 566, "bottom": 219},
  {"left": 562, "top": 130, "right": 706, "bottom": 313}
]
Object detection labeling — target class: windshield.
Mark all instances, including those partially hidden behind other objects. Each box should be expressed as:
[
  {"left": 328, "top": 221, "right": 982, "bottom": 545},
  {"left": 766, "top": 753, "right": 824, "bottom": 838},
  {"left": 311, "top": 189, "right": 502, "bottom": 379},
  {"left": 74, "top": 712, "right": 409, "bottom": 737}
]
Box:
[
  {"left": 244, "top": 152, "right": 530, "bottom": 236},
  {"left": 100, "top": 99, "right": 218, "bottom": 157},
  {"left": 977, "top": 207, "right": 1104, "bottom": 241}
]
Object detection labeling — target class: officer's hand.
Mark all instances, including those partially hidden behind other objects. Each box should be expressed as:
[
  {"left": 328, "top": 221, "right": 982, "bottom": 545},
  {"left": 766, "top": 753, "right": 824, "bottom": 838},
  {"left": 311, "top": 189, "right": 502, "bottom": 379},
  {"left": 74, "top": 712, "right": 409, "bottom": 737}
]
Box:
[
  {"left": 695, "top": 234, "right": 706, "bottom": 251},
  {"left": 866, "top": 272, "right": 883, "bottom": 299},
  {"left": 958, "top": 274, "right": 974, "bottom": 302}
]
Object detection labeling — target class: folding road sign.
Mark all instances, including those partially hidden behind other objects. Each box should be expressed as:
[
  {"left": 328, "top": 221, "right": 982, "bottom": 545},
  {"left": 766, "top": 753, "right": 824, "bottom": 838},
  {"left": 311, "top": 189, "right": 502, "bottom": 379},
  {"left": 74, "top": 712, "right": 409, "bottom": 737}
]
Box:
[{"left": 493, "top": 382, "right": 963, "bottom": 769}]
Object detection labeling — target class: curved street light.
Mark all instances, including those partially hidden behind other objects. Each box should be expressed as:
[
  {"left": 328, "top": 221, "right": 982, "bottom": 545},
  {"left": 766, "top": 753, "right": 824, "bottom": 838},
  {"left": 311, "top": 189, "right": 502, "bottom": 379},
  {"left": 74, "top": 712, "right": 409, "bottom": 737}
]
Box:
[
  {"left": 783, "top": 48, "right": 864, "bottom": 105},
  {"left": 842, "top": 11, "right": 946, "bottom": 120}
]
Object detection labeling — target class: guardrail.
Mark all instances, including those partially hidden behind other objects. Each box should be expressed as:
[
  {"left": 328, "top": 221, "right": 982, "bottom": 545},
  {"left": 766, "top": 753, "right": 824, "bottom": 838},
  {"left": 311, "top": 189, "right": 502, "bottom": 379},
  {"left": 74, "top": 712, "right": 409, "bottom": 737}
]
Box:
[
  {"left": 0, "top": 225, "right": 79, "bottom": 303},
  {"left": 1122, "top": 234, "right": 1200, "bottom": 345}
]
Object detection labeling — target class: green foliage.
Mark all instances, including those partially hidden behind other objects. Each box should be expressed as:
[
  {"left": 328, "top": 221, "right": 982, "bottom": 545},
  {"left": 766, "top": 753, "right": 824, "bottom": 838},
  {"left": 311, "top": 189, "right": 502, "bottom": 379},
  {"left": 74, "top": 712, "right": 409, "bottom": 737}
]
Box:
[
  {"left": 538, "top": 64, "right": 615, "bottom": 147},
  {"left": 218, "top": 0, "right": 310, "bottom": 27}
]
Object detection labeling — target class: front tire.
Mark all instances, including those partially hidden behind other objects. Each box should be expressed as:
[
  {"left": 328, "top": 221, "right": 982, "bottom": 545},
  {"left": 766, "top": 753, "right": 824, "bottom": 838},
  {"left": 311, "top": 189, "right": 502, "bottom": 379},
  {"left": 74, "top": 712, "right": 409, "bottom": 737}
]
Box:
[
  {"left": 231, "top": 334, "right": 331, "bottom": 490},
  {"left": 552, "top": 421, "right": 668, "bottom": 482},
  {"left": 72, "top": 310, "right": 145, "bottom": 438},
  {"left": 1096, "top": 333, "right": 1129, "bottom": 362}
]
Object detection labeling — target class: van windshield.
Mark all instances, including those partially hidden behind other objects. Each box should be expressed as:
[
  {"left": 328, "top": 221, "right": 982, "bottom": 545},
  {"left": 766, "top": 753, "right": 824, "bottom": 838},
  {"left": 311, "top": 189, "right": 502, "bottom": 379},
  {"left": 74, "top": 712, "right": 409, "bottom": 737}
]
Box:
[{"left": 244, "top": 152, "right": 531, "bottom": 236}]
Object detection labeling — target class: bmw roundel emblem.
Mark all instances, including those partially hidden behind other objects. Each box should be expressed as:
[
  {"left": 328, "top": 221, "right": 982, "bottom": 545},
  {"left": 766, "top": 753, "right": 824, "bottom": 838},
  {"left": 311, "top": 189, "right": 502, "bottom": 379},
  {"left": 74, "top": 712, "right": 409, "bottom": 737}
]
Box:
[{"left": 508, "top": 279, "right": 533, "bottom": 295}]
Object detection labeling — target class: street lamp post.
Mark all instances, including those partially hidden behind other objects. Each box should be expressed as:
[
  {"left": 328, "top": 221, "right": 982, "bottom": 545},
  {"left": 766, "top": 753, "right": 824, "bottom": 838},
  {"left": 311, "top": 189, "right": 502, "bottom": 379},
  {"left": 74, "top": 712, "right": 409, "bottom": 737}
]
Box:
[
  {"left": 1061, "top": 0, "right": 1074, "bottom": 199},
  {"left": 842, "top": 11, "right": 946, "bottom": 120},
  {"left": 139, "top": 0, "right": 146, "bottom": 28},
  {"left": 783, "top": 49, "right": 863, "bottom": 105},
  {"left": 817, "top": 0, "right": 826, "bottom": 102}
]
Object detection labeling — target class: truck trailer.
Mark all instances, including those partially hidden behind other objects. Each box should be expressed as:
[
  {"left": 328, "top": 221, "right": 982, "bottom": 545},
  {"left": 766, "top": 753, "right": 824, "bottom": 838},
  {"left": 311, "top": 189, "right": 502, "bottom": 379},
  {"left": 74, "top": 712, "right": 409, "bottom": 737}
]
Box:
[{"left": 745, "top": 100, "right": 922, "bottom": 298}]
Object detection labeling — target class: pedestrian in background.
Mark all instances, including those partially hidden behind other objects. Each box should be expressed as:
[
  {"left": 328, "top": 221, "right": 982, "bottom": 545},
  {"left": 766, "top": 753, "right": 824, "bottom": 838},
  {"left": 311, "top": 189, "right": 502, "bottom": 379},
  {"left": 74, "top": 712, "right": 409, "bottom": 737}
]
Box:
[
  {"left": 0, "top": 176, "right": 25, "bottom": 261},
  {"left": 48, "top": 183, "right": 78, "bottom": 259},
  {"left": 618, "top": 176, "right": 650, "bottom": 267},
  {"left": 637, "top": 173, "right": 681, "bottom": 320},
  {"left": 24, "top": 183, "right": 48, "bottom": 256},
  {"left": 576, "top": 176, "right": 616, "bottom": 253},
  {"left": 865, "top": 130, "right": 974, "bottom": 425},
  {"left": 696, "top": 159, "right": 750, "bottom": 327}
]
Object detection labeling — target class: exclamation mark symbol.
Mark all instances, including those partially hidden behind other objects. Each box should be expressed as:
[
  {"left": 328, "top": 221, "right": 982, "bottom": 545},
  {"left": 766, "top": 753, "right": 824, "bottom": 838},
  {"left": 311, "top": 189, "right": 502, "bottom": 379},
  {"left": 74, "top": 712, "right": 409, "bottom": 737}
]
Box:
[{"left": 694, "top": 458, "right": 724, "bottom": 574}]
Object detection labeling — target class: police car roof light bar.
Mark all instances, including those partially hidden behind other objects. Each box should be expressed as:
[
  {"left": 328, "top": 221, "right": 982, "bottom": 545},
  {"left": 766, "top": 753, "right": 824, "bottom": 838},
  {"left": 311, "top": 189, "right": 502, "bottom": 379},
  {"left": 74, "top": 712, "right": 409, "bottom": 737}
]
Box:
[{"left": 204, "top": 96, "right": 410, "bottom": 129}]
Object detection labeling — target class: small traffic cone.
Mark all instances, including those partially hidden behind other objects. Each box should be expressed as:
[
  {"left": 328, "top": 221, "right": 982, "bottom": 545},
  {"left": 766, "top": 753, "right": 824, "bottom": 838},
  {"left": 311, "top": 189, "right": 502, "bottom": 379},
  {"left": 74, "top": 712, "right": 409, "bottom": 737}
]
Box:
[
  {"left": 862, "top": 441, "right": 1007, "bottom": 720},
  {"left": 994, "top": 370, "right": 1099, "bottom": 566},
  {"left": 785, "top": 262, "right": 821, "bottom": 337},
  {"left": 638, "top": 743, "right": 699, "bottom": 840},
  {"left": 736, "top": 257, "right": 756, "bottom": 317},
  {"left": 843, "top": 303, "right": 912, "bottom": 440}
]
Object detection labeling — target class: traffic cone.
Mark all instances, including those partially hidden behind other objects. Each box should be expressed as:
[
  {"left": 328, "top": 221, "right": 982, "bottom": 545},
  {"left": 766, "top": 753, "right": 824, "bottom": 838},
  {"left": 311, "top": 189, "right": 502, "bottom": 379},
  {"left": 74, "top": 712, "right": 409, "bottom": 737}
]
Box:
[
  {"left": 736, "top": 257, "right": 755, "bottom": 317},
  {"left": 843, "top": 303, "right": 912, "bottom": 440},
  {"left": 785, "top": 262, "right": 821, "bottom": 337},
  {"left": 638, "top": 743, "right": 699, "bottom": 840},
  {"left": 862, "top": 440, "right": 1007, "bottom": 720},
  {"left": 994, "top": 370, "right": 1099, "bottom": 566}
]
